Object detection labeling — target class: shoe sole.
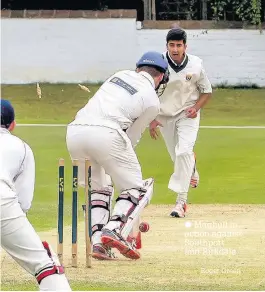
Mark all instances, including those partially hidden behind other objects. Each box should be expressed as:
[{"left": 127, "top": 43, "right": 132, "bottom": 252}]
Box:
[
  {"left": 101, "top": 235, "right": 140, "bottom": 260},
  {"left": 92, "top": 252, "right": 116, "bottom": 261}
]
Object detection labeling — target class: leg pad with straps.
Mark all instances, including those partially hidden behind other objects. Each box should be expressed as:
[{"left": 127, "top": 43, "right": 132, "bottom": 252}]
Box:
[
  {"left": 36, "top": 241, "right": 64, "bottom": 284},
  {"left": 84, "top": 187, "right": 114, "bottom": 237},
  {"left": 109, "top": 188, "right": 143, "bottom": 225},
  {"left": 116, "top": 191, "right": 140, "bottom": 205},
  {"left": 109, "top": 214, "right": 128, "bottom": 223},
  {"left": 36, "top": 265, "right": 64, "bottom": 284},
  {"left": 121, "top": 178, "right": 154, "bottom": 239}
]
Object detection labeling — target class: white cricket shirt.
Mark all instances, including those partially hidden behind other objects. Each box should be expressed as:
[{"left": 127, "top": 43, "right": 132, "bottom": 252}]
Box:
[
  {"left": 159, "top": 52, "right": 212, "bottom": 117},
  {"left": 70, "top": 70, "right": 160, "bottom": 147},
  {"left": 0, "top": 128, "right": 35, "bottom": 213}
]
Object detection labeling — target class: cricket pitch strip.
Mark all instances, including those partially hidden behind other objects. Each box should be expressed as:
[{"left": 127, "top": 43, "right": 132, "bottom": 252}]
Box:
[{"left": 1, "top": 204, "right": 265, "bottom": 291}]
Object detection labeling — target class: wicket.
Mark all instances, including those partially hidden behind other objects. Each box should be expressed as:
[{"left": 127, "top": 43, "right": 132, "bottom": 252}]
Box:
[{"left": 57, "top": 158, "right": 92, "bottom": 268}]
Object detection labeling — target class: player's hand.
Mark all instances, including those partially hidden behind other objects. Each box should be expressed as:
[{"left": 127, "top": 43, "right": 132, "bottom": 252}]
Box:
[
  {"left": 185, "top": 107, "right": 198, "bottom": 118},
  {"left": 149, "top": 120, "right": 163, "bottom": 140}
]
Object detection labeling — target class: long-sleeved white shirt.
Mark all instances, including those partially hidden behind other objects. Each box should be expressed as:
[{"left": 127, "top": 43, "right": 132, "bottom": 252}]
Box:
[
  {"left": 70, "top": 70, "right": 160, "bottom": 147},
  {"left": 159, "top": 52, "right": 212, "bottom": 117},
  {"left": 0, "top": 128, "right": 35, "bottom": 213}
]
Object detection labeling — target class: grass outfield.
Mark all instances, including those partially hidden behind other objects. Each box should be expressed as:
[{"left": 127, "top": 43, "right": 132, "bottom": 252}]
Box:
[
  {"left": 1, "top": 85, "right": 264, "bottom": 231},
  {"left": 12, "top": 126, "right": 265, "bottom": 233},
  {"left": 1, "top": 85, "right": 265, "bottom": 291},
  {"left": 2, "top": 84, "right": 265, "bottom": 125}
]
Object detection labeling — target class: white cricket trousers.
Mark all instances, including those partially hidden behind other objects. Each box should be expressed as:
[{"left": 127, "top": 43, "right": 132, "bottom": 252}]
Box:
[
  {"left": 66, "top": 125, "right": 144, "bottom": 246},
  {"left": 158, "top": 111, "right": 200, "bottom": 194},
  {"left": 1, "top": 184, "right": 71, "bottom": 291},
  {"left": 66, "top": 125, "right": 143, "bottom": 191}
]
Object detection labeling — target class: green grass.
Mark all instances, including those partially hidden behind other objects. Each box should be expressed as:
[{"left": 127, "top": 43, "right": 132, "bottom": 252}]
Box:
[
  {"left": 13, "top": 126, "right": 265, "bottom": 232},
  {"left": 139, "top": 129, "right": 265, "bottom": 205},
  {"left": 2, "top": 269, "right": 265, "bottom": 291},
  {"left": 1, "top": 85, "right": 265, "bottom": 232},
  {"left": 2, "top": 84, "right": 265, "bottom": 291},
  {"left": 1, "top": 281, "right": 127, "bottom": 291},
  {"left": 2, "top": 84, "right": 99, "bottom": 124},
  {"left": 202, "top": 88, "right": 265, "bottom": 125},
  {"left": 3, "top": 282, "right": 264, "bottom": 291},
  {"left": 2, "top": 84, "right": 265, "bottom": 125}
]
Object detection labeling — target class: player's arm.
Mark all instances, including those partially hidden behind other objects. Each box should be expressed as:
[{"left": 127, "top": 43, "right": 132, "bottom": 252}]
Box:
[
  {"left": 14, "top": 143, "right": 36, "bottom": 213},
  {"left": 195, "top": 62, "right": 212, "bottom": 109},
  {"left": 126, "top": 95, "right": 159, "bottom": 148},
  {"left": 186, "top": 62, "right": 212, "bottom": 118}
]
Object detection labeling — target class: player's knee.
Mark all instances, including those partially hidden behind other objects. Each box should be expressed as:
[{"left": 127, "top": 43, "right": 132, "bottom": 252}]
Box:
[
  {"left": 35, "top": 264, "right": 64, "bottom": 284},
  {"left": 35, "top": 241, "right": 65, "bottom": 284},
  {"left": 91, "top": 187, "right": 114, "bottom": 209},
  {"left": 119, "top": 188, "right": 143, "bottom": 202},
  {"left": 117, "top": 179, "right": 153, "bottom": 203},
  {"left": 90, "top": 187, "right": 114, "bottom": 234},
  {"left": 175, "top": 144, "right": 194, "bottom": 156},
  {"left": 111, "top": 179, "right": 154, "bottom": 222},
  {"left": 109, "top": 188, "right": 145, "bottom": 223}
]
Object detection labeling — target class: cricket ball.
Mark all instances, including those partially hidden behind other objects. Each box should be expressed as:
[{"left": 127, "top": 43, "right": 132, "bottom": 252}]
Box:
[{"left": 139, "top": 222, "right": 150, "bottom": 233}]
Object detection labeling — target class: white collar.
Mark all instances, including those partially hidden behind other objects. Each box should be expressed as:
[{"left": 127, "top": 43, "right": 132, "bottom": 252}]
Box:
[
  {"left": 138, "top": 71, "right": 155, "bottom": 88},
  {"left": 168, "top": 53, "right": 187, "bottom": 67},
  {"left": 0, "top": 127, "right": 10, "bottom": 134}
]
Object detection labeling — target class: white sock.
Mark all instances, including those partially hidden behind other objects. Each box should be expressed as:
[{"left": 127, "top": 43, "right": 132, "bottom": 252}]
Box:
[
  {"left": 177, "top": 193, "right": 187, "bottom": 204},
  {"left": 39, "top": 274, "right": 72, "bottom": 291}
]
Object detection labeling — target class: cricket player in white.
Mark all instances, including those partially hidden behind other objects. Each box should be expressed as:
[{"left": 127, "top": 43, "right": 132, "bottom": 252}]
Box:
[
  {"left": 0, "top": 100, "right": 71, "bottom": 291},
  {"left": 149, "top": 28, "right": 212, "bottom": 218},
  {"left": 66, "top": 51, "right": 169, "bottom": 260}
]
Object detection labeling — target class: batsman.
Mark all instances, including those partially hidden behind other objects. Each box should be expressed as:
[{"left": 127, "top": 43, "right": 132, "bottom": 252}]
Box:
[{"left": 66, "top": 51, "right": 169, "bottom": 260}]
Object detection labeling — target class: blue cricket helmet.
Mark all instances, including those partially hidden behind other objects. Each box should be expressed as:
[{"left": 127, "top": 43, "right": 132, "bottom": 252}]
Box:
[
  {"left": 136, "top": 51, "right": 168, "bottom": 73},
  {"left": 1, "top": 99, "right": 15, "bottom": 128}
]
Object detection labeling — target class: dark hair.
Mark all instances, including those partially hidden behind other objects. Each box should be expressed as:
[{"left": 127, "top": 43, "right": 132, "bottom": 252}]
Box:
[
  {"left": 1, "top": 99, "right": 15, "bottom": 129},
  {"left": 137, "top": 66, "right": 163, "bottom": 77},
  {"left": 166, "top": 28, "right": 187, "bottom": 44}
]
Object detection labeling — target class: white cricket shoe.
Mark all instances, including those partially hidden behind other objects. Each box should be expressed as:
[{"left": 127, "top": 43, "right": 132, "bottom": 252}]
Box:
[
  {"left": 170, "top": 201, "right": 187, "bottom": 218},
  {"left": 101, "top": 229, "right": 140, "bottom": 260},
  {"left": 92, "top": 243, "right": 116, "bottom": 261}
]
